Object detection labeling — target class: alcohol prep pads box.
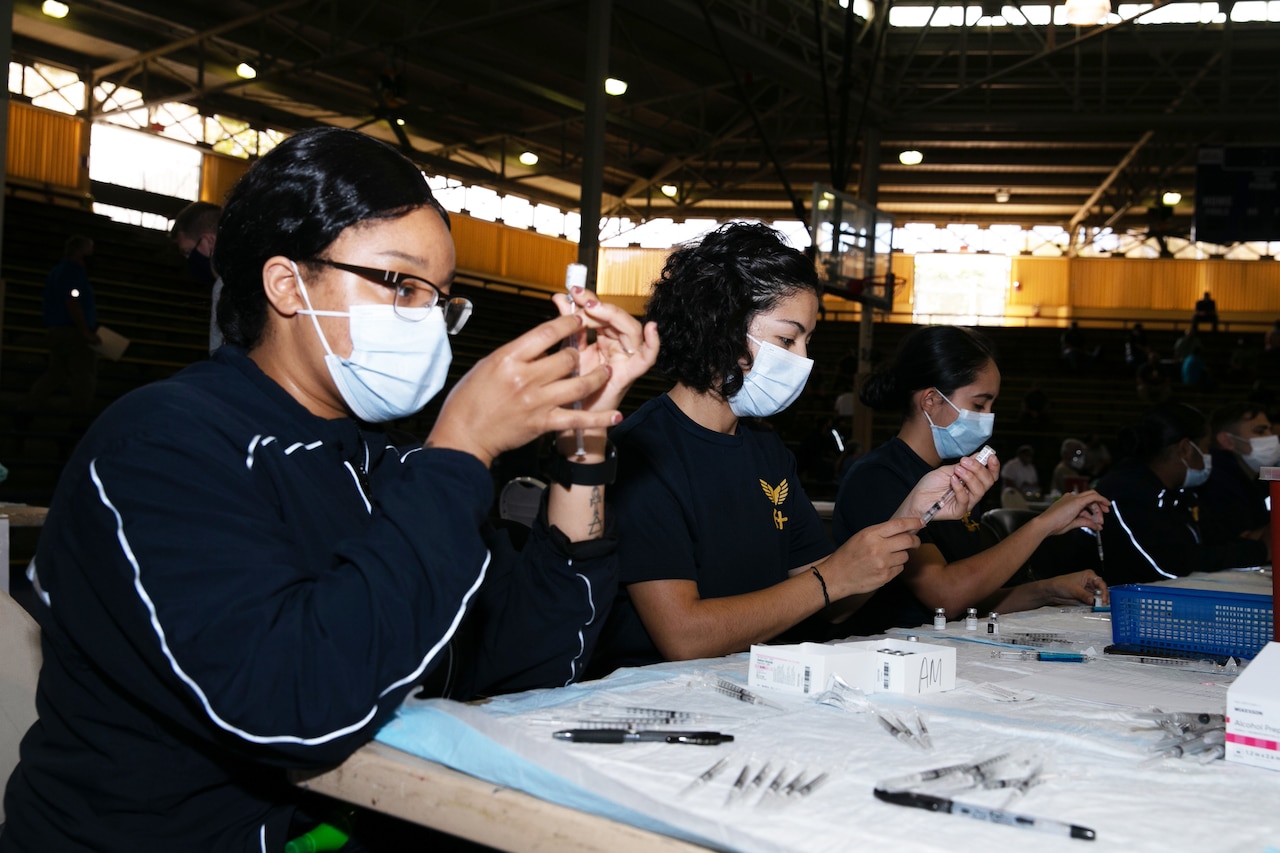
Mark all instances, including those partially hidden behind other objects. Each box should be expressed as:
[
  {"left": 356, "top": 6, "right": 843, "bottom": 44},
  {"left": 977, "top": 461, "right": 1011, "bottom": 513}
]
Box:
[
  {"left": 748, "top": 639, "right": 955, "bottom": 696},
  {"left": 749, "top": 642, "right": 867, "bottom": 696},
  {"left": 1226, "top": 641, "right": 1280, "bottom": 771}
]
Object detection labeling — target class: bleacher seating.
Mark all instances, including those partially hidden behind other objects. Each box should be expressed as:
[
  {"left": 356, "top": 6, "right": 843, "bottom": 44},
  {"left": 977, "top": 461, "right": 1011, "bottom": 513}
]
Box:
[{"left": 3, "top": 194, "right": 1269, "bottom": 562}]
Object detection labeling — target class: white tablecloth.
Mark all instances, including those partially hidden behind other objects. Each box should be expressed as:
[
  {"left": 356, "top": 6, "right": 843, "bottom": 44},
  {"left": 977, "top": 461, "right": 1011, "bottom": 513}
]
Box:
[{"left": 376, "top": 572, "right": 1278, "bottom": 853}]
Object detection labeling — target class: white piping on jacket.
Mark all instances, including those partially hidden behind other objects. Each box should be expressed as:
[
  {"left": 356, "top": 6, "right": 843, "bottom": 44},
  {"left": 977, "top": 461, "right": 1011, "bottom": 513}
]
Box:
[
  {"left": 88, "top": 455, "right": 486, "bottom": 746},
  {"left": 565, "top": 568, "right": 595, "bottom": 687},
  {"left": 1110, "top": 500, "right": 1177, "bottom": 580}
]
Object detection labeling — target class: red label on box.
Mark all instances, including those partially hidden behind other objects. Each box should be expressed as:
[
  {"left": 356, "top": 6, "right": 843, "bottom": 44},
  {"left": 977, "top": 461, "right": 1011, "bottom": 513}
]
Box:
[{"left": 1226, "top": 732, "right": 1279, "bottom": 751}]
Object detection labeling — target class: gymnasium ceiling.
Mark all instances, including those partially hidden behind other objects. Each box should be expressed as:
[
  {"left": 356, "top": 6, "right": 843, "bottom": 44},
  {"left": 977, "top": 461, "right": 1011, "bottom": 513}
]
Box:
[{"left": 10, "top": 0, "right": 1280, "bottom": 247}]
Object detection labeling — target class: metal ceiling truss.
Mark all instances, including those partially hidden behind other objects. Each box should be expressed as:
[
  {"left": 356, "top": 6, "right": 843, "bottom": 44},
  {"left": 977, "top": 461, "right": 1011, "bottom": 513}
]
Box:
[{"left": 9, "top": 0, "right": 1280, "bottom": 246}]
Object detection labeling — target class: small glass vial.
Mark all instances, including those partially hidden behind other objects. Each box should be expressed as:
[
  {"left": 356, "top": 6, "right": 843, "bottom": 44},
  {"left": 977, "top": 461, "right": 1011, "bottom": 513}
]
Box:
[
  {"left": 965, "top": 607, "right": 978, "bottom": 631},
  {"left": 1093, "top": 588, "right": 1104, "bottom": 609},
  {"left": 933, "top": 608, "right": 946, "bottom": 630},
  {"left": 987, "top": 611, "right": 1000, "bottom": 635}
]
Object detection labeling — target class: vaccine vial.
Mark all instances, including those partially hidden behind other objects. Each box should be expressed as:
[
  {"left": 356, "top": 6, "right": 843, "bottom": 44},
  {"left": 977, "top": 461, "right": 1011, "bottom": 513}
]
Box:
[
  {"left": 933, "top": 608, "right": 946, "bottom": 630},
  {"left": 987, "top": 611, "right": 1000, "bottom": 635},
  {"left": 965, "top": 607, "right": 978, "bottom": 631},
  {"left": 1093, "top": 588, "right": 1104, "bottom": 608}
]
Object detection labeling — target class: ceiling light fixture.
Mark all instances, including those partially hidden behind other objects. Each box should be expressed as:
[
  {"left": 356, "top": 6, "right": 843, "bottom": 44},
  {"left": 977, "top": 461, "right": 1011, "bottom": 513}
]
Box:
[
  {"left": 1064, "top": 0, "right": 1110, "bottom": 25},
  {"left": 235, "top": 62, "right": 257, "bottom": 79},
  {"left": 41, "top": 1, "right": 69, "bottom": 18},
  {"left": 1161, "top": 191, "right": 1182, "bottom": 207},
  {"left": 660, "top": 184, "right": 678, "bottom": 198},
  {"left": 995, "top": 188, "right": 1011, "bottom": 203},
  {"left": 898, "top": 149, "right": 924, "bottom": 166},
  {"left": 604, "top": 77, "right": 628, "bottom": 96},
  {"left": 519, "top": 151, "right": 539, "bottom": 166}
]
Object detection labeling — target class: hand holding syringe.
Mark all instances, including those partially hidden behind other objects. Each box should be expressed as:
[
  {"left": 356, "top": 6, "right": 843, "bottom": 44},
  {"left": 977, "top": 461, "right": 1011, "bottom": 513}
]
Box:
[
  {"left": 561, "top": 263, "right": 589, "bottom": 459},
  {"left": 921, "top": 445, "right": 997, "bottom": 524}
]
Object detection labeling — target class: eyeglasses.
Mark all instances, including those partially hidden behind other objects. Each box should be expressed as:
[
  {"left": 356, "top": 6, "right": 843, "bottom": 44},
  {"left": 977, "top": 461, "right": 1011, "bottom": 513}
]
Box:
[{"left": 311, "top": 258, "right": 473, "bottom": 334}]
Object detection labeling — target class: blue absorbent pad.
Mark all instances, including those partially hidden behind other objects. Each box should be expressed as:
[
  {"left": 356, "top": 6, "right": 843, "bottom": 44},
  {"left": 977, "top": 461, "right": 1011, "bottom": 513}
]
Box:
[{"left": 375, "top": 663, "right": 730, "bottom": 850}]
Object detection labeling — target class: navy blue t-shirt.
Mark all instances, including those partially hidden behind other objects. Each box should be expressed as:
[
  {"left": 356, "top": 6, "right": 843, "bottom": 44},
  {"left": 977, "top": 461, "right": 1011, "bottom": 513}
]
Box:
[
  {"left": 833, "top": 437, "right": 985, "bottom": 634},
  {"left": 41, "top": 258, "right": 96, "bottom": 329},
  {"left": 590, "top": 394, "right": 831, "bottom": 673}
]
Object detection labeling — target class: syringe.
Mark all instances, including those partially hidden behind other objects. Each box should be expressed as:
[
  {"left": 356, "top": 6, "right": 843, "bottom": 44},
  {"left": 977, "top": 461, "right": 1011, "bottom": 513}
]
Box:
[
  {"left": 921, "top": 444, "right": 996, "bottom": 524},
  {"left": 562, "top": 263, "right": 589, "bottom": 459}
]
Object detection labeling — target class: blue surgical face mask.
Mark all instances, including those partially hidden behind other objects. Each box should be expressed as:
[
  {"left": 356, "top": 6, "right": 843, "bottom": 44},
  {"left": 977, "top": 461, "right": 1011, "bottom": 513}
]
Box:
[
  {"left": 1182, "top": 442, "right": 1212, "bottom": 489},
  {"left": 925, "top": 387, "right": 995, "bottom": 459},
  {"left": 293, "top": 262, "right": 452, "bottom": 423},
  {"left": 727, "top": 335, "right": 814, "bottom": 418}
]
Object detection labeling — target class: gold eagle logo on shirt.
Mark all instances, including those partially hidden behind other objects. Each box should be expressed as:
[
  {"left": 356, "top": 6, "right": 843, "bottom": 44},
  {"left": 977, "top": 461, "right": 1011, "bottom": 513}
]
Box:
[{"left": 760, "top": 479, "right": 789, "bottom": 530}]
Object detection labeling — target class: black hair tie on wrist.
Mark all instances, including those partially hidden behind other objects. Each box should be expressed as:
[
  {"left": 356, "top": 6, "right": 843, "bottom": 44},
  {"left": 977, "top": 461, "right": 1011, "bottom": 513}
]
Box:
[{"left": 811, "top": 565, "right": 830, "bottom": 607}]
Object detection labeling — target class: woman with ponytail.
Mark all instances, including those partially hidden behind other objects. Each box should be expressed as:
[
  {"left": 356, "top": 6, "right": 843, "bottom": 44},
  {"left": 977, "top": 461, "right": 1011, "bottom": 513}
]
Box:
[
  {"left": 588, "top": 224, "right": 997, "bottom": 674},
  {"left": 1094, "top": 401, "right": 1269, "bottom": 583},
  {"left": 832, "top": 325, "right": 1109, "bottom": 635}
]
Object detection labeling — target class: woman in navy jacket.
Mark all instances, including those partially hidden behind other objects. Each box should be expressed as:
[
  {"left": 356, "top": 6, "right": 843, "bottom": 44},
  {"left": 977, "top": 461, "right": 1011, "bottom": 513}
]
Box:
[{"left": 1, "top": 128, "right": 656, "bottom": 852}]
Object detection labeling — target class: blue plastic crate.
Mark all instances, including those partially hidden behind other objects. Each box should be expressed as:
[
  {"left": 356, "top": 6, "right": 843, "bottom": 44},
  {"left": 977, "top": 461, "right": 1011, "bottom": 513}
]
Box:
[{"left": 1109, "top": 584, "right": 1274, "bottom": 662}]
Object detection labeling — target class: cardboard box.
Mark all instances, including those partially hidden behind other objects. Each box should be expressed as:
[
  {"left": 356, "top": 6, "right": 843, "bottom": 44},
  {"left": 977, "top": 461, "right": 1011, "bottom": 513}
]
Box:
[
  {"left": 845, "top": 638, "right": 957, "bottom": 695},
  {"left": 1226, "top": 641, "right": 1280, "bottom": 771},
  {"left": 748, "top": 642, "right": 865, "bottom": 696},
  {"left": 748, "top": 638, "right": 955, "bottom": 697}
]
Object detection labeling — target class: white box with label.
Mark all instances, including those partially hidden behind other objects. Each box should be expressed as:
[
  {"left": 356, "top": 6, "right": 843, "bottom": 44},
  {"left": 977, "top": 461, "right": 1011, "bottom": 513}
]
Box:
[
  {"left": 748, "top": 642, "right": 868, "bottom": 696},
  {"left": 1226, "top": 641, "right": 1280, "bottom": 772},
  {"left": 844, "top": 638, "right": 956, "bottom": 695},
  {"left": 748, "top": 638, "right": 955, "bottom": 696}
]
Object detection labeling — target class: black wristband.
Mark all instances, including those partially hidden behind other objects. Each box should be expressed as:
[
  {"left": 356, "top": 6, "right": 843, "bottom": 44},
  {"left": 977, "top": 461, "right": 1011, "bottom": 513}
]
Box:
[
  {"left": 811, "top": 566, "right": 830, "bottom": 607},
  {"left": 548, "top": 440, "right": 617, "bottom": 488}
]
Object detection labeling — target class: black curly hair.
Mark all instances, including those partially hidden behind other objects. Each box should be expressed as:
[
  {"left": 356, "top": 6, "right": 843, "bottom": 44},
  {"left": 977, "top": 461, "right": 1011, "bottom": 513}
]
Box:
[
  {"left": 644, "top": 222, "right": 819, "bottom": 397},
  {"left": 213, "top": 127, "right": 449, "bottom": 349}
]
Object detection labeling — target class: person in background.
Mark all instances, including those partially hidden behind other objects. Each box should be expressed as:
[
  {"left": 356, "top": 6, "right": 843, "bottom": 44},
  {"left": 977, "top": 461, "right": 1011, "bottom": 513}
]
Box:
[
  {"left": 1181, "top": 348, "right": 1214, "bottom": 391},
  {"left": 1192, "top": 290, "right": 1219, "bottom": 334},
  {"left": 1227, "top": 336, "right": 1258, "bottom": 380},
  {"left": 588, "top": 223, "right": 996, "bottom": 674},
  {"left": 1, "top": 127, "right": 659, "bottom": 852},
  {"left": 1095, "top": 402, "right": 1269, "bottom": 585},
  {"left": 1199, "top": 403, "right": 1275, "bottom": 556},
  {"left": 833, "top": 325, "right": 1108, "bottom": 636},
  {"left": 1018, "top": 379, "right": 1050, "bottom": 425},
  {"left": 1051, "top": 437, "right": 1089, "bottom": 494},
  {"left": 1173, "top": 326, "right": 1203, "bottom": 362},
  {"left": 1124, "top": 322, "right": 1150, "bottom": 368},
  {"left": 1263, "top": 319, "right": 1280, "bottom": 371},
  {"left": 20, "top": 235, "right": 100, "bottom": 414},
  {"left": 1083, "top": 433, "right": 1113, "bottom": 479},
  {"left": 1001, "top": 444, "right": 1041, "bottom": 496},
  {"left": 170, "top": 200, "right": 224, "bottom": 353},
  {"left": 1059, "top": 320, "right": 1098, "bottom": 372},
  {"left": 1136, "top": 348, "right": 1171, "bottom": 403}
]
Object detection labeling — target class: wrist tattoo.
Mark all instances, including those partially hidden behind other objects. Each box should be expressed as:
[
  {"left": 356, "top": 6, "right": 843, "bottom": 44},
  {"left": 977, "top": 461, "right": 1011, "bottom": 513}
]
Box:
[{"left": 587, "top": 485, "right": 604, "bottom": 537}]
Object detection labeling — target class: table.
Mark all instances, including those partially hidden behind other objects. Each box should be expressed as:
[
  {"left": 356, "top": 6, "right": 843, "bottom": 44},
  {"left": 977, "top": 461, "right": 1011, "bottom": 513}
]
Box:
[
  {"left": 296, "top": 571, "right": 1279, "bottom": 853},
  {"left": 294, "top": 741, "right": 706, "bottom": 853}
]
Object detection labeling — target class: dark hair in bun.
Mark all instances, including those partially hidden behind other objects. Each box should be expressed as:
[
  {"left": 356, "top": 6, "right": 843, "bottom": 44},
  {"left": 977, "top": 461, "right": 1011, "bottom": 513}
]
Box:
[{"left": 860, "top": 325, "right": 996, "bottom": 420}]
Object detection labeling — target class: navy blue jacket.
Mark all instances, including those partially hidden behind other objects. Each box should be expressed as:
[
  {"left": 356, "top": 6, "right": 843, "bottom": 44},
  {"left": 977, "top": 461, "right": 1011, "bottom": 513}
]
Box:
[
  {"left": 1, "top": 347, "right": 615, "bottom": 852},
  {"left": 1095, "top": 460, "right": 1266, "bottom": 584}
]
